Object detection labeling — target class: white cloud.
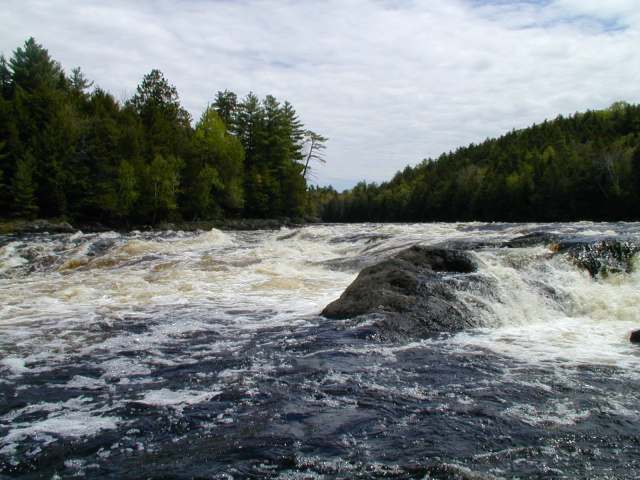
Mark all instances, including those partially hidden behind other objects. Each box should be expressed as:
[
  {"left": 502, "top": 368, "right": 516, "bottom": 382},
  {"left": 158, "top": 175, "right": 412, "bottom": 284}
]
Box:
[{"left": 1, "top": 0, "right": 639, "bottom": 189}]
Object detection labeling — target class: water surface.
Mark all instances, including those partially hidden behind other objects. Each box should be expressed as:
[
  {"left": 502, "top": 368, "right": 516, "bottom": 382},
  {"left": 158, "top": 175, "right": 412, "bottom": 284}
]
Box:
[{"left": 1, "top": 223, "right": 639, "bottom": 478}]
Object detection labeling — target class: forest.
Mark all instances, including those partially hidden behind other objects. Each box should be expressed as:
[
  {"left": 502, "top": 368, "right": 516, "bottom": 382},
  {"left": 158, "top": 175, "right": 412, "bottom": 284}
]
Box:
[
  {"left": 0, "top": 38, "right": 328, "bottom": 226},
  {"left": 320, "top": 102, "right": 640, "bottom": 222},
  {"left": 3, "top": 38, "right": 640, "bottom": 227}
]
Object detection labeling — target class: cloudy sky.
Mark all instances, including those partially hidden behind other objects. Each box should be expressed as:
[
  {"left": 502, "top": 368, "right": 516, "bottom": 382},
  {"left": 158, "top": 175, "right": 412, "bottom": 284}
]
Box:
[{"left": 2, "top": 0, "right": 639, "bottom": 190}]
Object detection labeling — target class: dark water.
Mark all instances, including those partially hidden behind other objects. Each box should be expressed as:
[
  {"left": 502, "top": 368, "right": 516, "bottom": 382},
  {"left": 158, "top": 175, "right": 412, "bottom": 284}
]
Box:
[{"left": 1, "top": 223, "right": 639, "bottom": 479}]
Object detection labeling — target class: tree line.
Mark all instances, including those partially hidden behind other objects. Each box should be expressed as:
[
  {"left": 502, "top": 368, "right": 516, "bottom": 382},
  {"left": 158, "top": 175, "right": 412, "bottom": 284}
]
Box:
[
  {"left": 0, "top": 38, "right": 327, "bottom": 226},
  {"left": 320, "top": 102, "right": 640, "bottom": 222}
]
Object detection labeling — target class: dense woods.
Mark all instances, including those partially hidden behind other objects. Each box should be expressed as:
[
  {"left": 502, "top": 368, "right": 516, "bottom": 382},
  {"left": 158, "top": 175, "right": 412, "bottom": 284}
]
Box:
[
  {"left": 321, "top": 102, "right": 640, "bottom": 222},
  {"left": 3, "top": 38, "right": 639, "bottom": 227},
  {"left": 0, "top": 38, "right": 327, "bottom": 226}
]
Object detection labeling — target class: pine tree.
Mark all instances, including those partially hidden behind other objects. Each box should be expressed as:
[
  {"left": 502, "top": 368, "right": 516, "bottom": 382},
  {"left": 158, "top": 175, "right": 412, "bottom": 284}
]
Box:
[
  {"left": 9, "top": 37, "right": 65, "bottom": 93},
  {"left": 0, "top": 55, "right": 11, "bottom": 99},
  {"left": 213, "top": 90, "right": 237, "bottom": 131}
]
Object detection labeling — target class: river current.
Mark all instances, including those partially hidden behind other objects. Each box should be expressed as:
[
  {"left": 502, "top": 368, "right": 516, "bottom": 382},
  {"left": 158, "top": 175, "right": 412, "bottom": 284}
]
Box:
[{"left": 1, "top": 223, "right": 639, "bottom": 479}]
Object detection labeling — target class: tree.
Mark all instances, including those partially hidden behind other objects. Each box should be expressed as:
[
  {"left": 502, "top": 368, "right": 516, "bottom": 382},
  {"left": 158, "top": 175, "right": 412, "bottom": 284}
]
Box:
[
  {"left": 213, "top": 90, "right": 237, "bottom": 131},
  {"left": 146, "top": 154, "right": 183, "bottom": 223},
  {"left": 128, "top": 69, "right": 191, "bottom": 158},
  {"left": 0, "top": 56, "right": 11, "bottom": 98},
  {"left": 115, "top": 160, "right": 139, "bottom": 220},
  {"left": 187, "top": 106, "right": 244, "bottom": 217},
  {"left": 12, "top": 152, "right": 38, "bottom": 218},
  {"left": 9, "top": 37, "right": 65, "bottom": 93},
  {"left": 69, "top": 67, "right": 93, "bottom": 97},
  {"left": 301, "top": 130, "right": 328, "bottom": 180}
]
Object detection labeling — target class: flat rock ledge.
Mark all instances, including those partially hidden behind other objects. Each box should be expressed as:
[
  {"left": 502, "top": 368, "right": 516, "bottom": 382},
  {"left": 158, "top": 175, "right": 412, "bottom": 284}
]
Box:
[{"left": 322, "top": 245, "right": 489, "bottom": 339}]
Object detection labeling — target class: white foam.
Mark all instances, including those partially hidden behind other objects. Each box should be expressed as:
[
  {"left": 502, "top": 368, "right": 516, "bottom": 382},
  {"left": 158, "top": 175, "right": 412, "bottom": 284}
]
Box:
[
  {"left": 452, "top": 249, "right": 640, "bottom": 371},
  {"left": 0, "top": 396, "right": 120, "bottom": 456},
  {"left": 1, "top": 413, "right": 120, "bottom": 455},
  {"left": 137, "top": 388, "right": 222, "bottom": 409},
  {"left": 1, "top": 356, "right": 29, "bottom": 374},
  {"left": 504, "top": 399, "right": 591, "bottom": 426}
]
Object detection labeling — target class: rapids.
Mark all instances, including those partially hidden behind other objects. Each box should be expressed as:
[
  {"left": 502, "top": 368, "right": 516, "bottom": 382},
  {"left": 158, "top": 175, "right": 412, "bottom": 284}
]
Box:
[{"left": 1, "top": 222, "right": 639, "bottom": 479}]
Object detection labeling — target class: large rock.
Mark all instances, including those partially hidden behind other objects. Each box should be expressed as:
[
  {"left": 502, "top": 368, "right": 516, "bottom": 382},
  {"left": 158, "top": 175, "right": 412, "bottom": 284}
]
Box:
[
  {"left": 556, "top": 239, "right": 640, "bottom": 277},
  {"left": 506, "top": 233, "right": 640, "bottom": 278},
  {"left": 630, "top": 330, "right": 640, "bottom": 344},
  {"left": 322, "top": 245, "right": 489, "bottom": 339}
]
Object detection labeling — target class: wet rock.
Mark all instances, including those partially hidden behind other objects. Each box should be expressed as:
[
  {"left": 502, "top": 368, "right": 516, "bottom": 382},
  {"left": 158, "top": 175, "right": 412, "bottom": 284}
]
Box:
[
  {"left": 631, "top": 330, "right": 640, "bottom": 344},
  {"left": 561, "top": 240, "right": 640, "bottom": 277},
  {"left": 322, "top": 245, "right": 487, "bottom": 338},
  {"left": 436, "top": 238, "right": 503, "bottom": 251},
  {"left": 88, "top": 238, "right": 116, "bottom": 257},
  {"left": 505, "top": 232, "right": 562, "bottom": 248}
]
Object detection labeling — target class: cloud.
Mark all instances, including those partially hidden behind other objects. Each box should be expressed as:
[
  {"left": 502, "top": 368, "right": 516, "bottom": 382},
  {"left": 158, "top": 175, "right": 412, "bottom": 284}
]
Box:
[{"left": 1, "top": 0, "right": 639, "bottom": 189}]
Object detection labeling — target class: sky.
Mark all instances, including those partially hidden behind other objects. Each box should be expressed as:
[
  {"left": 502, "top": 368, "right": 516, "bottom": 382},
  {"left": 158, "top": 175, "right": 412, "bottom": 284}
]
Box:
[{"left": 2, "top": 0, "right": 639, "bottom": 191}]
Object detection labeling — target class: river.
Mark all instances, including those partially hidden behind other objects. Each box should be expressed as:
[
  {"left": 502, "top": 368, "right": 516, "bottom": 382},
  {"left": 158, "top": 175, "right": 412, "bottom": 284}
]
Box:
[{"left": 1, "top": 223, "right": 639, "bottom": 479}]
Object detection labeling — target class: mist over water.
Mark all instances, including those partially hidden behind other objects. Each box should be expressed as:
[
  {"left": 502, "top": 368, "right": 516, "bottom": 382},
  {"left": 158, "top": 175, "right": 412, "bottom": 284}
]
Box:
[{"left": 1, "top": 223, "right": 639, "bottom": 479}]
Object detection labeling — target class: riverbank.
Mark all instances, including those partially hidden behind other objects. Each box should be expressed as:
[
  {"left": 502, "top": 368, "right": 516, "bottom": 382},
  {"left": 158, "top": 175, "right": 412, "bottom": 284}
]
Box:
[{"left": 0, "top": 217, "right": 320, "bottom": 235}]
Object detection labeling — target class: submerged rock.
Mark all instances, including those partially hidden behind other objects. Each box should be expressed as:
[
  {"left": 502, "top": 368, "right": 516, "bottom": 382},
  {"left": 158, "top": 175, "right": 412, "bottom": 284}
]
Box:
[
  {"left": 322, "top": 245, "right": 488, "bottom": 339},
  {"left": 505, "top": 231, "right": 562, "bottom": 248},
  {"left": 88, "top": 238, "right": 116, "bottom": 257},
  {"left": 631, "top": 330, "right": 640, "bottom": 344}
]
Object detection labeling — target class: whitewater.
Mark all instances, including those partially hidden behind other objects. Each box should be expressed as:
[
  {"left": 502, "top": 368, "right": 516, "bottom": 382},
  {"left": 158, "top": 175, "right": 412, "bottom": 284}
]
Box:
[{"left": 1, "top": 222, "right": 639, "bottom": 479}]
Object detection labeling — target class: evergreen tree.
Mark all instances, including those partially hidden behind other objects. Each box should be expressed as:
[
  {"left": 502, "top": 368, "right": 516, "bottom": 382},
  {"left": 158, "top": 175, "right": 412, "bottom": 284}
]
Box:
[
  {"left": 128, "top": 69, "right": 191, "bottom": 158},
  {"left": 9, "top": 37, "right": 65, "bottom": 93},
  {"left": 0, "top": 55, "right": 11, "bottom": 98},
  {"left": 213, "top": 90, "right": 237, "bottom": 131},
  {"left": 301, "top": 130, "right": 327, "bottom": 180},
  {"left": 68, "top": 67, "right": 93, "bottom": 98},
  {"left": 0, "top": 38, "right": 328, "bottom": 225}
]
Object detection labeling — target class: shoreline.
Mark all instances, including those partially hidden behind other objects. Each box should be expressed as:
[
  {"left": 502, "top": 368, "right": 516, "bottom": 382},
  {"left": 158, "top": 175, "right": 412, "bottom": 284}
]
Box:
[{"left": 0, "top": 217, "right": 320, "bottom": 235}]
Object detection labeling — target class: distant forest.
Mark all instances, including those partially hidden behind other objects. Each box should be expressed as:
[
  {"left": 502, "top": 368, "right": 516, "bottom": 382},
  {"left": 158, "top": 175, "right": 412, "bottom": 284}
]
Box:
[
  {"left": 321, "top": 102, "right": 640, "bottom": 222},
  {"left": 0, "top": 38, "right": 329, "bottom": 225},
  {"left": 2, "top": 38, "right": 640, "bottom": 227}
]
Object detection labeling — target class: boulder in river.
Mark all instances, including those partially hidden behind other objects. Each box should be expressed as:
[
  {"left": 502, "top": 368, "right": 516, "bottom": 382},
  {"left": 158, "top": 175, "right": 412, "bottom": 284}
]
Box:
[
  {"left": 556, "top": 239, "right": 640, "bottom": 277},
  {"left": 322, "top": 245, "right": 489, "bottom": 339},
  {"left": 630, "top": 330, "right": 640, "bottom": 344}
]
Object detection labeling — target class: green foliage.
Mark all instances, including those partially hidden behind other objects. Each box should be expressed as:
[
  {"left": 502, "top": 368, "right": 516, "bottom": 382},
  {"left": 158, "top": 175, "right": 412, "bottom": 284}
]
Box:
[
  {"left": 187, "top": 106, "right": 245, "bottom": 218},
  {"left": 9, "top": 38, "right": 65, "bottom": 93},
  {"left": 322, "top": 103, "right": 640, "bottom": 222},
  {"left": 145, "top": 154, "right": 184, "bottom": 223},
  {"left": 115, "top": 160, "right": 139, "bottom": 219},
  {"left": 11, "top": 152, "right": 38, "bottom": 218},
  {"left": 1, "top": 38, "right": 326, "bottom": 225}
]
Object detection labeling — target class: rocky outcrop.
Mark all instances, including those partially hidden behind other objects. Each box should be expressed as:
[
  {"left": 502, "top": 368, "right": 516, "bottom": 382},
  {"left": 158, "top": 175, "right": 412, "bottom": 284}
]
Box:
[
  {"left": 322, "top": 245, "right": 489, "bottom": 339},
  {"left": 556, "top": 239, "right": 640, "bottom": 277},
  {"left": 506, "top": 232, "right": 639, "bottom": 278}
]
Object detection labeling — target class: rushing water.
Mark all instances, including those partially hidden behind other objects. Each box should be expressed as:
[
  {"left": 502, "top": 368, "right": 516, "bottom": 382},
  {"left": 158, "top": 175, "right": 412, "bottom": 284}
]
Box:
[{"left": 1, "top": 223, "right": 639, "bottom": 479}]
